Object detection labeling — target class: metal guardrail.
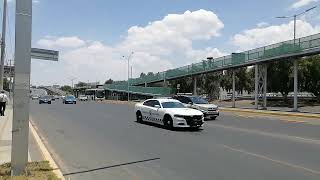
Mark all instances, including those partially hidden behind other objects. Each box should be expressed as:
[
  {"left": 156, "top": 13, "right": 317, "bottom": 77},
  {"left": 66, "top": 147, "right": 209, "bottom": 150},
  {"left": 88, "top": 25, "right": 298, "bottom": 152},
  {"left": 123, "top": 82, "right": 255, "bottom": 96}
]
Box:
[
  {"left": 104, "top": 84, "right": 172, "bottom": 95},
  {"left": 123, "top": 33, "right": 320, "bottom": 85}
]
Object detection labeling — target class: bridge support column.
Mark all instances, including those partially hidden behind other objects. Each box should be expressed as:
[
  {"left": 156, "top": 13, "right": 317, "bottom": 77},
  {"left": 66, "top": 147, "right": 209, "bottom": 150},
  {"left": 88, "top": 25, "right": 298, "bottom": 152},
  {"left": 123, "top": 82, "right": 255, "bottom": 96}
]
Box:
[
  {"left": 263, "top": 65, "right": 267, "bottom": 109},
  {"left": 293, "top": 59, "right": 298, "bottom": 111},
  {"left": 232, "top": 70, "right": 235, "bottom": 108},
  {"left": 255, "top": 64, "right": 267, "bottom": 109},
  {"left": 193, "top": 76, "right": 197, "bottom": 95},
  {"left": 254, "top": 65, "right": 258, "bottom": 109},
  {"left": 163, "top": 78, "right": 168, "bottom": 87}
]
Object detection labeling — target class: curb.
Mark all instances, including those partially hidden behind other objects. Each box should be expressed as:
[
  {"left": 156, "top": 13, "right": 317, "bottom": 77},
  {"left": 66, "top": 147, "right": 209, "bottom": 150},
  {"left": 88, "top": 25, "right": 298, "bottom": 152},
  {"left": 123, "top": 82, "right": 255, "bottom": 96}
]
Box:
[
  {"left": 29, "top": 120, "right": 65, "bottom": 180},
  {"left": 219, "top": 107, "right": 320, "bottom": 119}
]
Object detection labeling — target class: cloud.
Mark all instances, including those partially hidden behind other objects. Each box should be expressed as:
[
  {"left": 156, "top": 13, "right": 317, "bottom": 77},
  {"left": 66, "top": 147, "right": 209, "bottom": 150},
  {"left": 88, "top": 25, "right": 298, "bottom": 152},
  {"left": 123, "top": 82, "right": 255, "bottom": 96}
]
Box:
[
  {"left": 118, "top": 9, "right": 224, "bottom": 64},
  {"left": 231, "top": 20, "right": 320, "bottom": 50},
  {"left": 37, "top": 36, "right": 86, "bottom": 49},
  {"left": 257, "top": 22, "right": 269, "bottom": 27},
  {"left": 290, "top": 0, "right": 317, "bottom": 9},
  {"left": 33, "top": 9, "right": 225, "bottom": 85}
]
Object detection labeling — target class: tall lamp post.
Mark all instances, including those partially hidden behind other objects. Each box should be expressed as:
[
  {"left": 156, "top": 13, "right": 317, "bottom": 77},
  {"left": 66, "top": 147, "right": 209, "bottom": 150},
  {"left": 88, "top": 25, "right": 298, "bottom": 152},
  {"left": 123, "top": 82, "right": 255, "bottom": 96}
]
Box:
[
  {"left": 0, "top": 0, "right": 7, "bottom": 90},
  {"left": 123, "top": 52, "right": 134, "bottom": 101},
  {"left": 276, "top": 6, "right": 317, "bottom": 111}
]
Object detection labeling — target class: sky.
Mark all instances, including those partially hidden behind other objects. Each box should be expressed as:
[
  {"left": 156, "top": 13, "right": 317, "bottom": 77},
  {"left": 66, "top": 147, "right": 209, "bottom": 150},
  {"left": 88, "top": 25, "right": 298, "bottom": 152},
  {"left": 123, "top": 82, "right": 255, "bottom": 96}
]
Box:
[{"left": 2, "top": 0, "right": 320, "bottom": 86}]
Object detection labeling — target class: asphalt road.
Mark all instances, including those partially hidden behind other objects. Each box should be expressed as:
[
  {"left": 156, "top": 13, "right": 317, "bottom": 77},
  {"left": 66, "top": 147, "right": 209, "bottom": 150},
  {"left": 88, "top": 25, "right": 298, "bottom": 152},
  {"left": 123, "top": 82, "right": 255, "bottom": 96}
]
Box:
[{"left": 30, "top": 100, "right": 320, "bottom": 180}]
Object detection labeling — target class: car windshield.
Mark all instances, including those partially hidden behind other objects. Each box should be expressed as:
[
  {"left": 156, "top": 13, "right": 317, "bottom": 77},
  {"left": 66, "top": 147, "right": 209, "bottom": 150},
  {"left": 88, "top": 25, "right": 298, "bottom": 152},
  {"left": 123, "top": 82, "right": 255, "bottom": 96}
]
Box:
[
  {"left": 66, "top": 96, "right": 75, "bottom": 99},
  {"left": 41, "top": 96, "right": 50, "bottom": 99},
  {"left": 161, "top": 102, "right": 186, "bottom": 108},
  {"left": 189, "top": 96, "right": 208, "bottom": 104}
]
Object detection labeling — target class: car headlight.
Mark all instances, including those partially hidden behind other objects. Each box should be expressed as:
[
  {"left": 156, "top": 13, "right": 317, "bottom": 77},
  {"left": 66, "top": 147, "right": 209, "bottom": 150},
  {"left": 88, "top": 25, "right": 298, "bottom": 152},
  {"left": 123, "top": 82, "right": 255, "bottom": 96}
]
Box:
[{"left": 174, "top": 115, "right": 185, "bottom": 118}]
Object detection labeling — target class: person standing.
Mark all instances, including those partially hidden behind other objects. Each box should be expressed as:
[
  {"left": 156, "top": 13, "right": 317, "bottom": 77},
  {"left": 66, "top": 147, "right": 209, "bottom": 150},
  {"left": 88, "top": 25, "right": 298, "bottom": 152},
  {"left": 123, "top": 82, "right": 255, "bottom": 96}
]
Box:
[{"left": 0, "top": 90, "right": 8, "bottom": 116}]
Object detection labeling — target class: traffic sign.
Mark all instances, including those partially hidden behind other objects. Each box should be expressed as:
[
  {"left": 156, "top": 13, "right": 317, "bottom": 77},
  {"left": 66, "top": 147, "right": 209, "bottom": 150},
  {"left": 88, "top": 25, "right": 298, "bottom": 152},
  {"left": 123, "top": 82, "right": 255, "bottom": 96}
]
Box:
[{"left": 31, "top": 48, "right": 59, "bottom": 61}]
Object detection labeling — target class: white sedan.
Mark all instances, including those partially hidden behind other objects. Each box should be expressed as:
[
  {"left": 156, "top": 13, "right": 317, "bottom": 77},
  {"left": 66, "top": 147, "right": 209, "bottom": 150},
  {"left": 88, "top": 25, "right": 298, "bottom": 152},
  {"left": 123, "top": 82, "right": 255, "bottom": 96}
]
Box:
[{"left": 135, "top": 98, "right": 204, "bottom": 129}]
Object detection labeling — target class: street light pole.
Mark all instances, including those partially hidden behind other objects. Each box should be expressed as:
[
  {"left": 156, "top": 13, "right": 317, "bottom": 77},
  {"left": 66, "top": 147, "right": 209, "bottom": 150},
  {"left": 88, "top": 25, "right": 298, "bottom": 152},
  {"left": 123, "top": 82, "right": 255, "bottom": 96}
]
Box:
[
  {"left": 123, "top": 52, "right": 134, "bottom": 101},
  {"left": 0, "top": 0, "right": 7, "bottom": 90},
  {"left": 276, "top": 6, "right": 316, "bottom": 111}
]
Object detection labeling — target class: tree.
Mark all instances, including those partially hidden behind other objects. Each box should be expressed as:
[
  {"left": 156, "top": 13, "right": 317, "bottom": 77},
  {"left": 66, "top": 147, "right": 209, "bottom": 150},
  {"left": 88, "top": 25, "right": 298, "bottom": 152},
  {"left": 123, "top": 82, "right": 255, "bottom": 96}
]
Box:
[
  {"left": 170, "top": 77, "right": 193, "bottom": 93},
  {"left": 61, "top": 85, "right": 72, "bottom": 93},
  {"left": 140, "top": 73, "right": 146, "bottom": 78},
  {"left": 267, "top": 59, "right": 293, "bottom": 102},
  {"left": 76, "top": 81, "right": 87, "bottom": 87},
  {"left": 105, "top": 78, "right": 114, "bottom": 84},
  {"left": 200, "top": 72, "right": 222, "bottom": 100},
  {"left": 299, "top": 55, "right": 320, "bottom": 100},
  {"left": 147, "top": 72, "right": 154, "bottom": 76},
  {"left": 244, "top": 67, "right": 254, "bottom": 94},
  {"left": 220, "top": 70, "right": 233, "bottom": 92},
  {"left": 220, "top": 67, "right": 252, "bottom": 94}
]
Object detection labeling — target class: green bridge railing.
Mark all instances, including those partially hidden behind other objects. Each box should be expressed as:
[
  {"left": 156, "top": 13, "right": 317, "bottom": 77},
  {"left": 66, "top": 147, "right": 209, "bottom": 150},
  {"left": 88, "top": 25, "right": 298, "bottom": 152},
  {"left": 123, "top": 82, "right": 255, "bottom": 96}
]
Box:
[
  {"left": 104, "top": 84, "right": 173, "bottom": 95},
  {"left": 125, "top": 33, "right": 320, "bottom": 85}
]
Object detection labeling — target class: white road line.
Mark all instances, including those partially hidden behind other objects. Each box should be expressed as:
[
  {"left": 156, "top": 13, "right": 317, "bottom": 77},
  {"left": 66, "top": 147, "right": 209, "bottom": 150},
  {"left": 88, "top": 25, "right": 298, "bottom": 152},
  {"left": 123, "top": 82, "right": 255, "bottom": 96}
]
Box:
[
  {"left": 221, "top": 144, "right": 320, "bottom": 175},
  {"left": 207, "top": 123, "right": 320, "bottom": 145},
  {"left": 29, "top": 120, "right": 65, "bottom": 180}
]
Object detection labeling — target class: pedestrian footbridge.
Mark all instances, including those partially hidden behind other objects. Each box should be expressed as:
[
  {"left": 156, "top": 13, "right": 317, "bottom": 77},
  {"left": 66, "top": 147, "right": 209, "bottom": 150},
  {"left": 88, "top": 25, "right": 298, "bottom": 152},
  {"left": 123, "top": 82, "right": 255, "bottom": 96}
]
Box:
[{"left": 128, "top": 33, "right": 320, "bottom": 85}]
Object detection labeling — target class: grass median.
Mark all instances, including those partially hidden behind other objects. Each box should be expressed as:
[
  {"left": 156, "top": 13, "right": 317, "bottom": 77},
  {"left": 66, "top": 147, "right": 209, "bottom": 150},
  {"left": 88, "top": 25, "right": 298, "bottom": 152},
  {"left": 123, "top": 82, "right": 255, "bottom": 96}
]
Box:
[{"left": 0, "top": 161, "right": 60, "bottom": 180}]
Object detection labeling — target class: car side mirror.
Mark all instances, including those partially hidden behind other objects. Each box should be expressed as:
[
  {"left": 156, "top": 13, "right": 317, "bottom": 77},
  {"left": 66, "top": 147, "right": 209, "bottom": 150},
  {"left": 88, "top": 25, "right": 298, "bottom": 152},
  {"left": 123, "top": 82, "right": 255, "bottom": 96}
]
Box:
[{"left": 154, "top": 105, "right": 161, "bottom": 109}]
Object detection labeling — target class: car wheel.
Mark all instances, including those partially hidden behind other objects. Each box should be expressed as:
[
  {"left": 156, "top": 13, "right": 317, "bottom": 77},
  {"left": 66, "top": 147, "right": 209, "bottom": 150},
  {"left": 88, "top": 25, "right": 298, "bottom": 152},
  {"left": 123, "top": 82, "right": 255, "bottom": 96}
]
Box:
[
  {"left": 164, "top": 115, "right": 174, "bottom": 129},
  {"left": 48, "top": 102, "right": 51, "bottom": 104},
  {"left": 136, "top": 111, "right": 143, "bottom": 123},
  {"left": 74, "top": 102, "right": 76, "bottom": 104},
  {"left": 39, "top": 102, "right": 41, "bottom": 104}
]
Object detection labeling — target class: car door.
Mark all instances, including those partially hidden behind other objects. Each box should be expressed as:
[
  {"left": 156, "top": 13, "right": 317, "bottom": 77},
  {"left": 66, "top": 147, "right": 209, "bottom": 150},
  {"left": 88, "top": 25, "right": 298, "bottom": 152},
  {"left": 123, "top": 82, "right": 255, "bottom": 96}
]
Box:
[
  {"left": 141, "top": 100, "right": 153, "bottom": 121},
  {"left": 149, "top": 100, "right": 162, "bottom": 124}
]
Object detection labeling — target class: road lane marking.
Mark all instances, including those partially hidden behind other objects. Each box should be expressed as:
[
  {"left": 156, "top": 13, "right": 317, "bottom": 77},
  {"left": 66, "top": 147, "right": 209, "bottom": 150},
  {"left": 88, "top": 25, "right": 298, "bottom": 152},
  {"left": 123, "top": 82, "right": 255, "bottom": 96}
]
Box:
[
  {"left": 207, "top": 123, "right": 320, "bottom": 145},
  {"left": 29, "top": 120, "right": 65, "bottom": 180},
  {"left": 281, "top": 119, "right": 306, "bottom": 123},
  {"left": 225, "top": 112, "right": 314, "bottom": 125},
  {"left": 221, "top": 144, "right": 320, "bottom": 175}
]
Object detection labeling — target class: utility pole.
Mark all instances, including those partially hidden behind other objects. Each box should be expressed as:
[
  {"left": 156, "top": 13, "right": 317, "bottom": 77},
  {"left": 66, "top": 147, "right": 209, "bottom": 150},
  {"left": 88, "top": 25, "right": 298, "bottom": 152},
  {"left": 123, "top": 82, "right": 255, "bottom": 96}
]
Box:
[
  {"left": 11, "top": 0, "right": 32, "bottom": 175},
  {"left": 0, "top": 0, "right": 7, "bottom": 90},
  {"left": 69, "top": 77, "right": 77, "bottom": 88},
  {"left": 123, "top": 52, "right": 133, "bottom": 101},
  {"left": 9, "top": 58, "right": 12, "bottom": 97}
]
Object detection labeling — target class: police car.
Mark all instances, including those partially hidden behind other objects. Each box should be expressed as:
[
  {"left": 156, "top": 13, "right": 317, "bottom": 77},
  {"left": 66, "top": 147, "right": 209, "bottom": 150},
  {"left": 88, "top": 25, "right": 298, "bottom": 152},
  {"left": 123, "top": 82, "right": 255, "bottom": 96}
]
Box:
[{"left": 135, "top": 98, "right": 204, "bottom": 129}]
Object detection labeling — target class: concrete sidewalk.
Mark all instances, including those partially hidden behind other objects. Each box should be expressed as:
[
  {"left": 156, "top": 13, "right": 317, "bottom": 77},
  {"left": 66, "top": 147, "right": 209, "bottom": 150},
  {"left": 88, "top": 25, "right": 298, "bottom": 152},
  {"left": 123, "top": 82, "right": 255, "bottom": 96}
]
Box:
[
  {"left": 220, "top": 107, "right": 320, "bottom": 119},
  {"left": 0, "top": 105, "right": 42, "bottom": 165},
  {"left": 0, "top": 104, "right": 14, "bottom": 164}
]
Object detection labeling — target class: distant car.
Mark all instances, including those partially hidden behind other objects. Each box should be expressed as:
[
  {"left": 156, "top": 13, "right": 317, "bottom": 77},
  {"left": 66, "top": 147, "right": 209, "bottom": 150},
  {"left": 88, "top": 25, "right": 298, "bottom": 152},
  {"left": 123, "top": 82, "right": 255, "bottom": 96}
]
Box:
[
  {"left": 63, "top": 95, "right": 77, "bottom": 104},
  {"left": 173, "top": 95, "right": 219, "bottom": 120},
  {"left": 135, "top": 98, "right": 204, "bottom": 129},
  {"left": 78, "top": 95, "right": 88, "bottom": 101},
  {"left": 39, "top": 96, "right": 52, "bottom": 104},
  {"left": 31, "top": 95, "right": 39, "bottom": 100}
]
